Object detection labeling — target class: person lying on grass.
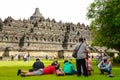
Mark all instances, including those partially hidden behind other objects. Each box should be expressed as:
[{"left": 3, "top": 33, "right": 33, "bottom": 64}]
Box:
[{"left": 17, "top": 61, "right": 59, "bottom": 77}]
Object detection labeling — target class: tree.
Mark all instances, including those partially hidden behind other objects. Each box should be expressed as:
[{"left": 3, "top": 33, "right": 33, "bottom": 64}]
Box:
[{"left": 87, "top": 0, "right": 120, "bottom": 51}]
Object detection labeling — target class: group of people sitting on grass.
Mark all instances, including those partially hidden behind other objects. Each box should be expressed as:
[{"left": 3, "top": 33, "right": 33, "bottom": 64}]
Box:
[
  {"left": 17, "top": 55, "right": 114, "bottom": 77},
  {"left": 17, "top": 58, "right": 76, "bottom": 77},
  {"left": 17, "top": 57, "right": 92, "bottom": 77}
]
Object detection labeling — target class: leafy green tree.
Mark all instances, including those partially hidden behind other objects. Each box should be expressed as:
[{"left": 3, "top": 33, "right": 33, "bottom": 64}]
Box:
[{"left": 87, "top": 0, "right": 120, "bottom": 51}]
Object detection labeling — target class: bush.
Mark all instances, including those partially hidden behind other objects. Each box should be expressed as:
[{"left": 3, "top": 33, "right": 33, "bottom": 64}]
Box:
[
  {"left": 118, "top": 52, "right": 120, "bottom": 56},
  {"left": 113, "top": 53, "right": 120, "bottom": 64},
  {"left": 107, "top": 52, "right": 114, "bottom": 57}
]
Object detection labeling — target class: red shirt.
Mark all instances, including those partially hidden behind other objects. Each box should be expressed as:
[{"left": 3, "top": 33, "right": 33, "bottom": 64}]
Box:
[{"left": 43, "top": 65, "right": 56, "bottom": 74}]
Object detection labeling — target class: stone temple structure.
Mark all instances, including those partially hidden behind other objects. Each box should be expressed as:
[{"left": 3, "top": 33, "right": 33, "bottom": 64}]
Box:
[{"left": 0, "top": 8, "right": 91, "bottom": 58}]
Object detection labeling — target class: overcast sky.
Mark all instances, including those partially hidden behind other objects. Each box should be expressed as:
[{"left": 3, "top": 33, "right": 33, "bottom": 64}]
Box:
[{"left": 0, "top": 0, "right": 94, "bottom": 25}]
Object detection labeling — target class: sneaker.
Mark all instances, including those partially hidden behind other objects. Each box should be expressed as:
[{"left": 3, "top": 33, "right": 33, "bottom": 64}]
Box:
[
  {"left": 21, "top": 74, "right": 25, "bottom": 77},
  {"left": 108, "top": 74, "right": 114, "bottom": 77},
  {"left": 17, "top": 69, "right": 21, "bottom": 76}
]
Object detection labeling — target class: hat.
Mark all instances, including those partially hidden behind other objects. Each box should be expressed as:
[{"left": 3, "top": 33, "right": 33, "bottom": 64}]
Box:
[{"left": 103, "top": 56, "right": 108, "bottom": 60}]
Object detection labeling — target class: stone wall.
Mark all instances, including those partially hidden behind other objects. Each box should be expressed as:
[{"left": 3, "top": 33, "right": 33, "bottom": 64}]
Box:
[{"left": 0, "top": 8, "right": 91, "bottom": 57}]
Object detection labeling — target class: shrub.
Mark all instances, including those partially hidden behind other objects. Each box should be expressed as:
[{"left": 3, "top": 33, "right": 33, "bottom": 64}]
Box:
[
  {"left": 107, "top": 52, "right": 114, "bottom": 57},
  {"left": 113, "top": 53, "right": 120, "bottom": 64}
]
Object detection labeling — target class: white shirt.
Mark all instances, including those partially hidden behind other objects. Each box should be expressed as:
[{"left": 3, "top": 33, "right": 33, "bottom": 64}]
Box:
[{"left": 74, "top": 42, "right": 87, "bottom": 59}]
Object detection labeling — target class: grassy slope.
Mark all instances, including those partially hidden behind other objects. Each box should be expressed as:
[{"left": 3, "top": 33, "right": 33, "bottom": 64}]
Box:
[{"left": 0, "top": 59, "right": 120, "bottom": 80}]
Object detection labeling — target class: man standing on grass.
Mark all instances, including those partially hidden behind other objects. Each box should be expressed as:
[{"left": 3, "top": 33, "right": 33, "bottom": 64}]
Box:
[{"left": 74, "top": 38, "right": 88, "bottom": 77}]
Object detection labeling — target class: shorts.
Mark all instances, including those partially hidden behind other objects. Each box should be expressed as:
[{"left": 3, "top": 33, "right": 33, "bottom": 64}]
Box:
[{"left": 33, "top": 69, "right": 44, "bottom": 75}]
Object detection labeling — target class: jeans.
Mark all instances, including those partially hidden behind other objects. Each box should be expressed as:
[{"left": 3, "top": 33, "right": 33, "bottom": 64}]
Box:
[{"left": 100, "top": 68, "right": 111, "bottom": 74}]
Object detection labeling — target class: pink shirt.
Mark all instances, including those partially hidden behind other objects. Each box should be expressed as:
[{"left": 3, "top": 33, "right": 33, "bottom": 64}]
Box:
[{"left": 86, "top": 58, "right": 92, "bottom": 70}]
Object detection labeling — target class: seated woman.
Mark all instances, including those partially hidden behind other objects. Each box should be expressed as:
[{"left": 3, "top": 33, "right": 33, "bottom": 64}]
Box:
[
  {"left": 63, "top": 60, "right": 76, "bottom": 75},
  {"left": 17, "top": 61, "right": 58, "bottom": 77},
  {"left": 53, "top": 58, "right": 60, "bottom": 69}
]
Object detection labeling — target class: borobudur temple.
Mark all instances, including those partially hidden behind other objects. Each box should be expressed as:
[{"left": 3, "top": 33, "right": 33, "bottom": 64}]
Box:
[{"left": 0, "top": 8, "right": 91, "bottom": 58}]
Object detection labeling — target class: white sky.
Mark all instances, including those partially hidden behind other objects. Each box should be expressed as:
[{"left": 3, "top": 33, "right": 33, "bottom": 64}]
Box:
[{"left": 0, "top": 0, "right": 94, "bottom": 25}]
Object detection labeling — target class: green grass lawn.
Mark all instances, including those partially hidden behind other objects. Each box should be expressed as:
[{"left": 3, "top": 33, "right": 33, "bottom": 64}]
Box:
[{"left": 0, "top": 59, "right": 120, "bottom": 80}]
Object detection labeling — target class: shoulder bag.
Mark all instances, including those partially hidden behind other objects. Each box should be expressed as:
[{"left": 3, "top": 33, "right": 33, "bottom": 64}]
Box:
[{"left": 72, "top": 43, "right": 82, "bottom": 58}]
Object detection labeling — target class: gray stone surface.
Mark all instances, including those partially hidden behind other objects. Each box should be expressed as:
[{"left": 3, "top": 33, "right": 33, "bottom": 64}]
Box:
[{"left": 0, "top": 8, "right": 91, "bottom": 57}]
